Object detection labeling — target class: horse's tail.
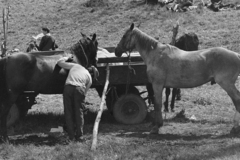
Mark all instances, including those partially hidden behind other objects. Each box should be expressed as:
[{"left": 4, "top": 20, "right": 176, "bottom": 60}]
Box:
[{"left": 0, "top": 58, "right": 8, "bottom": 103}]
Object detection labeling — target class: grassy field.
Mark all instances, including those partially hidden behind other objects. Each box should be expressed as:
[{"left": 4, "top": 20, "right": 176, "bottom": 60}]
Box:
[{"left": 1, "top": 0, "right": 240, "bottom": 159}]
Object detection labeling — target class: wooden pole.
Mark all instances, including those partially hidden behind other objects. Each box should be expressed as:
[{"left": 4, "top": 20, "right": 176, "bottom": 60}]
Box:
[
  {"left": 2, "top": 7, "right": 9, "bottom": 57},
  {"left": 6, "top": 6, "right": 10, "bottom": 33},
  {"left": 162, "top": 21, "right": 179, "bottom": 119},
  {"left": 170, "top": 21, "right": 179, "bottom": 46},
  {"left": 2, "top": 8, "right": 7, "bottom": 57},
  {"left": 91, "top": 64, "right": 110, "bottom": 151}
]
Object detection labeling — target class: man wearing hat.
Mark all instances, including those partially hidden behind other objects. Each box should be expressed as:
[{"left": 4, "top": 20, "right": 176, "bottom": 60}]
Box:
[{"left": 34, "top": 27, "right": 58, "bottom": 51}]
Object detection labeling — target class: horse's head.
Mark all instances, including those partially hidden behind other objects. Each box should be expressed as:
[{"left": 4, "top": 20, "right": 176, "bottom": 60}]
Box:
[
  {"left": 115, "top": 23, "right": 136, "bottom": 57},
  {"left": 71, "top": 33, "right": 98, "bottom": 68}
]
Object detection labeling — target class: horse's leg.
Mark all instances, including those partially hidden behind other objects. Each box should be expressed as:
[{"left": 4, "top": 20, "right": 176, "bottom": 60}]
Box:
[
  {"left": 150, "top": 82, "right": 164, "bottom": 134},
  {"left": 146, "top": 83, "right": 155, "bottom": 125},
  {"left": 164, "top": 88, "right": 170, "bottom": 112},
  {"left": 176, "top": 88, "right": 181, "bottom": 100},
  {"left": 0, "top": 93, "right": 19, "bottom": 143},
  {"left": 0, "top": 104, "right": 12, "bottom": 142},
  {"left": 217, "top": 81, "right": 240, "bottom": 134},
  {"left": 170, "top": 88, "right": 177, "bottom": 112},
  {"left": 0, "top": 105, "right": 9, "bottom": 142},
  {"left": 146, "top": 83, "right": 154, "bottom": 105}
]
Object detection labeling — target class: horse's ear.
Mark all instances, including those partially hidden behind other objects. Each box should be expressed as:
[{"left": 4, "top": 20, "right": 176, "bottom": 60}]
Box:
[
  {"left": 130, "top": 23, "right": 134, "bottom": 30},
  {"left": 81, "top": 32, "right": 87, "bottom": 38},
  {"left": 92, "top": 33, "right": 96, "bottom": 41}
]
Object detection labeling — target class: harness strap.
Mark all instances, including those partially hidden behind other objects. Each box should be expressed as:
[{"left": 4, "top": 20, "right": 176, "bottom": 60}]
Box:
[
  {"left": 77, "top": 40, "right": 88, "bottom": 68},
  {"left": 125, "top": 52, "right": 136, "bottom": 95}
]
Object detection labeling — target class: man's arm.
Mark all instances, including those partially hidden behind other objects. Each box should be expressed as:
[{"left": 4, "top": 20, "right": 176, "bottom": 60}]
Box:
[
  {"left": 52, "top": 41, "right": 58, "bottom": 50},
  {"left": 51, "top": 37, "right": 58, "bottom": 50},
  {"left": 57, "top": 57, "right": 76, "bottom": 70},
  {"left": 85, "top": 75, "right": 92, "bottom": 94},
  {"left": 38, "top": 36, "right": 47, "bottom": 51}
]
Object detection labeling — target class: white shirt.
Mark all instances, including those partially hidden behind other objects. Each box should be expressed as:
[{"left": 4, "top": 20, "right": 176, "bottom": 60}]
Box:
[{"left": 57, "top": 57, "right": 92, "bottom": 95}]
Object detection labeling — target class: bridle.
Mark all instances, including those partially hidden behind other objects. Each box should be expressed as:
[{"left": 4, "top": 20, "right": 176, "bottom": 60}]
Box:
[
  {"left": 123, "top": 33, "right": 135, "bottom": 55},
  {"left": 117, "top": 30, "right": 134, "bottom": 56},
  {"left": 75, "top": 39, "right": 89, "bottom": 68},
  {"left": 122, "top": 32, "right": 137, "bottom": 94}
]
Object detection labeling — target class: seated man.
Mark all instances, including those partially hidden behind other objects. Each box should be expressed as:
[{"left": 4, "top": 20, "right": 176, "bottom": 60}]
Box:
[{"left": 34, "top": 27, "right": 58, "bottom": 51}]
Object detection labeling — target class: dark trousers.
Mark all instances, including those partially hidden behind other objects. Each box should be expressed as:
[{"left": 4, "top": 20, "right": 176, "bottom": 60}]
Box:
[{"left": 63, "top": 85, "right": 85, "bottom": 140}]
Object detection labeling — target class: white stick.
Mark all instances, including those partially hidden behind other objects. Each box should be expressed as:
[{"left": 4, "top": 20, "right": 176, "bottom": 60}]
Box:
[{"left": 91, "top": 64, "right": 110, "bottom": 151}]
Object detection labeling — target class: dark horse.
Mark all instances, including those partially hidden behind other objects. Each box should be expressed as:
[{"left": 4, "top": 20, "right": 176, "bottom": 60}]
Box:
[
  {"left": 115, "top": 23, "right": 240, "bottom": 134},
  {"left": 164, "top": 32, "right": 199, "bottom": 112},
  {"left": 0, "top": 33, "right": 98, "bottom": 142}
]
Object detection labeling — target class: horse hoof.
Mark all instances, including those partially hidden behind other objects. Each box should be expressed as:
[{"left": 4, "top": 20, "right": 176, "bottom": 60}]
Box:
[{"left": 150, "top": 126, "right": 159, "bottom": 134}]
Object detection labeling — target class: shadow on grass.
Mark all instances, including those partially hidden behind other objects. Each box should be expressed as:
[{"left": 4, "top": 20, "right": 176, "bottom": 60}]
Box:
[
  {"left": 115, "top": 131, "right": 214, "bottom": 141},
  {"left": 21, "top": 109, "right": 116, "bottom": 128},
  {"left": 10, "top": 134, "right": 62, "bottom": 146},
  {"left": 110, "top": 111, "right": 239, "bottom": 142},
  {"left": 9, "top": 109, "right": 238, "bottom": 146},
  {"left": 176, "top": 143, "right": 240, "bottom": 160},
  {"left": 147, "top": 110, "right": 232, "bottom": 125},
  {"left": 84, "top": 109, "right": 117, "bottom": 124},
  {"left": 113, "top": 125, "right": 240, "bottom": 143},
  {"left": 8, "top": 109, "right": 118, "bottom": 145}
]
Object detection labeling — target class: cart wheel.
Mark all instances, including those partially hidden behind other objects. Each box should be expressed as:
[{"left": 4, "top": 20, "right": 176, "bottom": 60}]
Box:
[
  {"left": 7, "top": 104, "right": 20, "bottom": 128},
  {"left": 113, "top": 93, "right": 147, "bottom": 124},
  {"left": 106, "top": 85, "right": 140, "bottom": 112}
]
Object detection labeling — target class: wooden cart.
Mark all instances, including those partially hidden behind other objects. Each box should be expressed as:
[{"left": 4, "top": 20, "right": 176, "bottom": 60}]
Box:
[
  {"left": 92, "top": 50, "right": 151, "bottom": 125},
  {"left": 6, "top": 50, "right": 151, "bottom": 127}
]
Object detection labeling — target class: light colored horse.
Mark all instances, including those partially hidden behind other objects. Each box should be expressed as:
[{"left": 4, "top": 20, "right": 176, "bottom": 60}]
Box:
[{"left": 115, "top": 23, "right": 240, "bottom": 134}]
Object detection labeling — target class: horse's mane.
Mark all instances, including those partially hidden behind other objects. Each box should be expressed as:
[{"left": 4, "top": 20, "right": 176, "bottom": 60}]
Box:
[
  {"left": 133, "top": 28, "right": 158, "bottom": 52},
  {"left": 70, "top": 42, "right": 88, "bottom": 68}
]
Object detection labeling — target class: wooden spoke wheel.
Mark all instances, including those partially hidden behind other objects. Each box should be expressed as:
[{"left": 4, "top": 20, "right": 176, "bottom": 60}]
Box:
[
  {"left": 106, "top": 85, "right": 139, "bottom": 112},
  {"left": 113, "top": 93, "right": 147, "bottom": 124}
]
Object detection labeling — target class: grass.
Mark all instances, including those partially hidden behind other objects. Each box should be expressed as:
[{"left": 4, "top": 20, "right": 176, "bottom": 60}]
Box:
[
  {"left": 1, "top": 0, "right": 240, "bottom": 52},
  {"left": 3, "top": 82, "right": 240, "bottom": 160},
  {"left": 1, "top": 0, "right": 240, "bottom": 159}
]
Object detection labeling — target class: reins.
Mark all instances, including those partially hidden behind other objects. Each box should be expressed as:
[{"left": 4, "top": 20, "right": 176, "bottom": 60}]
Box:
[
  {"left": 76, "top": 40, "right": 89, "bottom": 68},
  {"left": 77, "top": 40, "right": 100, "bottom": 83},
  {"left": 125, "top": 51, "right": 136, "bottom": 95}
]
